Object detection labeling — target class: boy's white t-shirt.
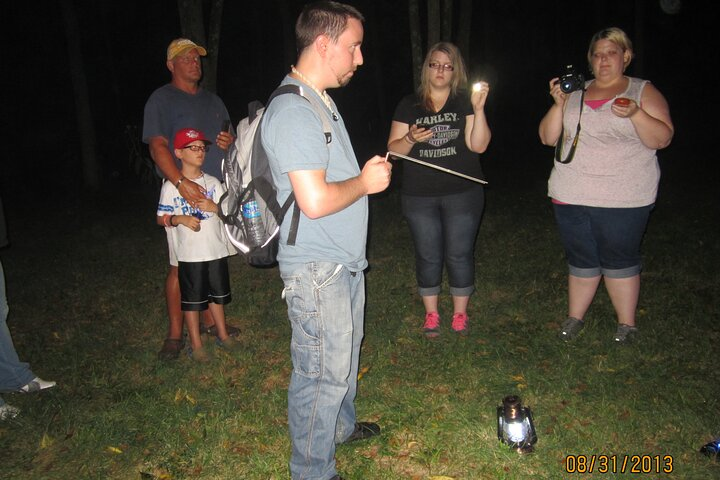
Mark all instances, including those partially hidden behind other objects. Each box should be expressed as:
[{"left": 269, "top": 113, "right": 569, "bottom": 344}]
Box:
[{"left": 157, "top": 173, "right": 233, "bottom": 262}]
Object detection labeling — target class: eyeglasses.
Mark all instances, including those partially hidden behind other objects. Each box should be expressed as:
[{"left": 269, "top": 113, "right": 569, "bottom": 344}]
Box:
[
  {"left": 176, "top": 55, "right": 201, "bottom": 65},
  {"left": 183, "top": 145, "right": 209, "bottom": 152},
  {"left": 428, "top": 62, "right": 454, "bottom": 72}
]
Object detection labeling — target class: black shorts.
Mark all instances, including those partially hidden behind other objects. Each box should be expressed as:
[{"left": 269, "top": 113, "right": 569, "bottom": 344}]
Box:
[{"left": 178, "top": 257, "right": 232, "bottom": 311}]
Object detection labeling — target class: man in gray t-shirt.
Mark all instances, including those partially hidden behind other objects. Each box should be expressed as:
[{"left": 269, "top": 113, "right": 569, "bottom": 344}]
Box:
[
  {"left": 261, "top": 3, "right": 392, "bottom": 479},
  {"left": 142, "top": 38, "right": 238, "bottom": 360}
]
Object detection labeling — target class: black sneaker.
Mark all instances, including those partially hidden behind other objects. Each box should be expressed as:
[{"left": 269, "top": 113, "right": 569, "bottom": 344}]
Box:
[{"left": 344, "top": 422, "right": 381, "bottom": 443}]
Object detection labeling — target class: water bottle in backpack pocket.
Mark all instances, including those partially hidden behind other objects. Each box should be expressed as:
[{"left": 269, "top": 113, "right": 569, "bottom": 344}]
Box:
[{"left": 241, "top": 194, "right": 267, "bottom": 247}]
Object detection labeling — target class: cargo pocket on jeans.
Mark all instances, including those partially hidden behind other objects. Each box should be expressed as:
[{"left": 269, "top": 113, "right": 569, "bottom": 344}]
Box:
[{"left": 282, "top": 274, "right": 321, "bottom": 378}]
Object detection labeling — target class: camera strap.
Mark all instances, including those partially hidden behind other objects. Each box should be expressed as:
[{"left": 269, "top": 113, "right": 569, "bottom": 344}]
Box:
[{"left": 554, "top": 88, "right": 586, "bottom": 164}]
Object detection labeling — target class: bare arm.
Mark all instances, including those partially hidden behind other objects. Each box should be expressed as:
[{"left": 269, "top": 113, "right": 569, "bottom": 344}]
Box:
[
  {"left": 156, "top": 214, "right": 200, "bottom": 231},
  {"left": 465, "top": 83, "right": 492, "bottom": 153},
  {"left": 538, "top": 77, "right": 567, "bottom": 146},
  {"left": 148, "top": 136, "right": 205, "bottom": 204},
  {"left": 289, "top": 156, "right": 392, "bottom": 220},
  {"left": 611, "top": 83, "right": 674, "bottom": 149}
]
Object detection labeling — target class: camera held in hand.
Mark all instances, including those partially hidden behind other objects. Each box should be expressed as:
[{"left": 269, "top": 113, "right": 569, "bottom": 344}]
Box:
[{"left": 557, "top": 65, "right": 585, "bottom": 94}]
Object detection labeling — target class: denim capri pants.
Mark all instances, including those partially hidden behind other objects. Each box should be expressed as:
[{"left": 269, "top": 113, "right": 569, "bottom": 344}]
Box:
[
  {"left": 553, "top": 203, "right": 654, "bottom": 279},
  {"left": 402, "top": 184, "right": 484, "bottom": 296}
]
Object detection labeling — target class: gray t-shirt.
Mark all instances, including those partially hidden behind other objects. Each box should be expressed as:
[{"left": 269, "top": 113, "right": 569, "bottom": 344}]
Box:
[
  {"left": 142, "top": 84, "right": 232, "bottom": 180},
  {"left": 261, "top": 77, "right": 368, "bottom": 272}
]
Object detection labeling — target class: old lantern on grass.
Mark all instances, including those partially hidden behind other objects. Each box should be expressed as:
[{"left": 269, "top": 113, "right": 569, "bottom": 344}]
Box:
[{"left": 497, "top": 395, "right": 537, "bottom": 454}]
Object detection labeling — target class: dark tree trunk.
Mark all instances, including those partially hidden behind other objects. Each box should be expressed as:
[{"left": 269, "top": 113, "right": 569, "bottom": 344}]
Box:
[
  {"left": 457, "top": 0, "right": 472, "bottom": 59},
  {"left": 441, "top": 0, "right": 453, "bottom": 41},
  {"left": 427, "top": 0, "right": 440, "bottom": 48},
  {"left": 177, "top": 0, "right": 205, "bottom": 43},
  {"left": 205, "top": 0, "right": 224, "bottom": 93},
  {"left": 365, "top": 2, "right": 387, "bottom": 136},
  {"left": 177, "top": 0, "right": 224, "bottom": 93},
  {"left": 408, "top": 0, "right": 423, "bottom": 89},
  {"left": 60, "top": 0, "right": 101, "bottom": 190}
]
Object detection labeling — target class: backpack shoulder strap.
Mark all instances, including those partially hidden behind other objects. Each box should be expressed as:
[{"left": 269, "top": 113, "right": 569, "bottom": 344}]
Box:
[
  {"left": 263, "top": 83, "right": 334, "bottom": 246},
  {"left": 267, "top": 83, "right": 333, "bottom": 144},
  {"left": 295, "top": 87, "right": 333, "bottom": 144}
]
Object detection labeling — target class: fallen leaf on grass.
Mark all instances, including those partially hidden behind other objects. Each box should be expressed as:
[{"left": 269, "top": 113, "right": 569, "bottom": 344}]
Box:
[
  {"left": 173, "top": 388, "right": 196, "bottom": 405},
  {"left": 39, "top": 433, "right": 54, "bottom": 449},
  {"left": 357, "top": 366, "right": 370, "bottom": 380},
  {"left": 139, "top": 469, "right": 173, "bottom": 479},
  {"left": 106, "top": 446, "right": 123, "bottom": 454}
]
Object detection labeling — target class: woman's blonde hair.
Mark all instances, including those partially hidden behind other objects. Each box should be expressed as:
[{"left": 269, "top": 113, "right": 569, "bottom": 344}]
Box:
[
  {"left": 587, "top": 27, "right": 634, "bottom": 70},
  {"left": 417, "top": 42, "right": 468, "bottom": 111}
]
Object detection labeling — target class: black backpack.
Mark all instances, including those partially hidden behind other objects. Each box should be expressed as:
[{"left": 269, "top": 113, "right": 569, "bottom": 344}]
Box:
[{"left": 218, "top": 84, "right": 332, "bottom": 267}]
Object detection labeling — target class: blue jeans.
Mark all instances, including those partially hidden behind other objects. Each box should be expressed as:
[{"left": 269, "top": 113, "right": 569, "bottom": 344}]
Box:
[
  {"left": 0, "top": 259, "right": 35, "bottom": 397},
  {"left": 401, "top": 185, "right": 485, "bottom": 296},
  {"left": 280, "top": 262, "right": 365, "bottom": 480},
  {"left": 553, "top": 203, "right": 653, "bottom": 278}
]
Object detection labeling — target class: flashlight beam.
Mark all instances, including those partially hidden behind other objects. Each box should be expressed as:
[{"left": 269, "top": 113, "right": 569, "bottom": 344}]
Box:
[{"left": 387, "top": 151, "right": 488, "bottom": 185}]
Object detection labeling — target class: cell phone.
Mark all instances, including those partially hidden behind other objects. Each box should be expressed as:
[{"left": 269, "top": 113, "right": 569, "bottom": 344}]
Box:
[
  {"left": 221, "top": 119, "right": 231, "bottom": 132},
  {"left": 416, "top": 123, "right": 430, "bottom": 130}
]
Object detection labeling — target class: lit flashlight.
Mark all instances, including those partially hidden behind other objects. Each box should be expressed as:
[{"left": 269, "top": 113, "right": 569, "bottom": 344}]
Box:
[{"left": 473, "top": 82, "right": 483, "bottom": 92}]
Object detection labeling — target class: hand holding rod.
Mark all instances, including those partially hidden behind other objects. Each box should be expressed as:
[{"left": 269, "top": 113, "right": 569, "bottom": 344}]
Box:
[{"left": 386, "top": 151, "right": 488, "bottom": 185}]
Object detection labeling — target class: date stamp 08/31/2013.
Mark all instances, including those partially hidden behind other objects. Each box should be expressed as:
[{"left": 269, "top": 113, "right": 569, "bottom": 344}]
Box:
[{"left": 564, "top": 454, "right": 674, "bottom": 474}]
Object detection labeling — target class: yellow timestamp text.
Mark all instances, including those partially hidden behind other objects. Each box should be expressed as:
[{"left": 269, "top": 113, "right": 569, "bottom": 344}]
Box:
[{"left": 564, "top": 454, "right": 674, "bottom": 474}]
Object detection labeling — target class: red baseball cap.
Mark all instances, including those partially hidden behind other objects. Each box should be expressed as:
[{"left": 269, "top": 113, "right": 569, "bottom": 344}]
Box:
[{"left": 173, "top": 128, "right": 211, "bottom": 149}]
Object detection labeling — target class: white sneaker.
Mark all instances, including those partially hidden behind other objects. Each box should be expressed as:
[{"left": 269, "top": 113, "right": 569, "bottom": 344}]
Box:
[
  {"left": 0, "top": 403, "right": 20, "bottom": 420},
  {"left": 19, "top": 377, "right": 56, "bottom": 393}
]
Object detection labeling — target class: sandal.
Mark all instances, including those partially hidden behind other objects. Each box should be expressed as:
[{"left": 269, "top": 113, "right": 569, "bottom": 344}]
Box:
[
  {"left": 216, "top": 336, "right": 241, "bottom": 351},
  {"left": 202, "top": 324, "right": 240, "bottom": 337},
  {"left": 187, "top": 346, "right": 211, "bottom": 363},
  {"left": 158, "top": 338, "right": 184, "bottom": 360}
]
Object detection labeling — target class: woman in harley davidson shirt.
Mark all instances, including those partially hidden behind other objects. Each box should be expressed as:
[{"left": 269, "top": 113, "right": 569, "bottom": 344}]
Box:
[{"left": 387, "top": 41, "right": 491, "bottom": 338}]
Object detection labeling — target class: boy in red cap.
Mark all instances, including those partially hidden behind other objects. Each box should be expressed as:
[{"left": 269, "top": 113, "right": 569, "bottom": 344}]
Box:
[{"left": 156, "top": 128, "right": 237, "bottom": 362}]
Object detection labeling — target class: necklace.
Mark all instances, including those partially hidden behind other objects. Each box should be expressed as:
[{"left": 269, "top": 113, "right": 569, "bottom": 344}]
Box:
[{"left": 291, "top": 65, "right": 339, "bottom": 121}]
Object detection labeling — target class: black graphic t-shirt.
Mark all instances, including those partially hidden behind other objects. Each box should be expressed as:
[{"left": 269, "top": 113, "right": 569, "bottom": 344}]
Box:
[{"left": 392, "top": 91, "right": 484, "bottom": 196}]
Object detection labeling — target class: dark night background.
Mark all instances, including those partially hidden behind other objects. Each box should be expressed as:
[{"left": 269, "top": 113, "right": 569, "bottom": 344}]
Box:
[{"left": 5, "top": 0, "right": 718, "bottom": 201}]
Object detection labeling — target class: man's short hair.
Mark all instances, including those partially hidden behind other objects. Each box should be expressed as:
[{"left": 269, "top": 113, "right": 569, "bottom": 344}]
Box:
[{"left": 295, "top": 1, "right": 364, "bottom": 53}]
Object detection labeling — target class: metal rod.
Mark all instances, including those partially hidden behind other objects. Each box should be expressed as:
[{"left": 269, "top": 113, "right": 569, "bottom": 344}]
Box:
[{"left": 387, "top": 151, "right": 488, "bottom": 185}]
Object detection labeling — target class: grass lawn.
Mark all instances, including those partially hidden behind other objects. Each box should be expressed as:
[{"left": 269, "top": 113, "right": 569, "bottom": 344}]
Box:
[{"left": 1, "top": 158, "right": 718, "bottom": 479}]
